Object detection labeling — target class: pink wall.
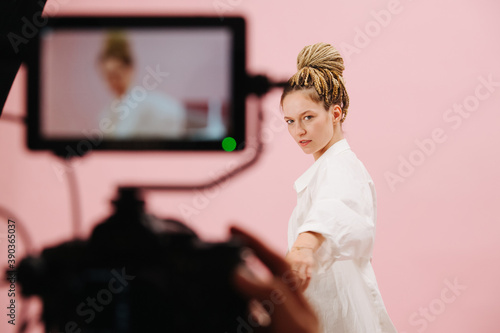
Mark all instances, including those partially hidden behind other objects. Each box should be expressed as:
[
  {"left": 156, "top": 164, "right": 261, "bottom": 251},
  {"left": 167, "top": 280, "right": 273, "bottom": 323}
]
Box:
[{"left": 1, "top": 0, "right": 500, "bottom": 332}]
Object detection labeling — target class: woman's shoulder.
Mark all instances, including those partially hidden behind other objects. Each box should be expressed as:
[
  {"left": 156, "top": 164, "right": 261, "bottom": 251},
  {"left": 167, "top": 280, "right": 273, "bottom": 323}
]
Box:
[
  {"left": 317, "top": 149, "right": 373, "bottom": 185},
  {"left": 321, "top": 148, "right": 360, "bottom": 172}
]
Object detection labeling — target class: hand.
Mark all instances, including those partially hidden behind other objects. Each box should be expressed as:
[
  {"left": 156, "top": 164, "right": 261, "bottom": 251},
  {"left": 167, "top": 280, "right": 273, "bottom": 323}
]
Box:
[
  {"left": 229, "top": 225, "right": 320, "bottom": 333},
  {"left": 285, "top": 247, "right": 316, "bottom": 292}
]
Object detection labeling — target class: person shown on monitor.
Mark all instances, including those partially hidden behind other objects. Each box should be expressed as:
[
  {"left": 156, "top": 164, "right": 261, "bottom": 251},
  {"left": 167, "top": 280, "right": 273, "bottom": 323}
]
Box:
[{"left": 97, "top": 31, "right": 187, "bottom": 139}]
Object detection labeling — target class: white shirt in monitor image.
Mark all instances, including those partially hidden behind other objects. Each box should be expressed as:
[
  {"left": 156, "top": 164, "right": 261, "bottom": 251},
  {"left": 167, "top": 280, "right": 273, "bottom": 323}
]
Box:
[{"left": 99, "top": 89, "right": 187, "bottom": 139}]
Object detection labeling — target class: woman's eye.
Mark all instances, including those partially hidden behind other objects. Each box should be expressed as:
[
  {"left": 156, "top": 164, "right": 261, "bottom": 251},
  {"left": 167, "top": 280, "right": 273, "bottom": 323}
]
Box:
[
  {"left": 304, "top": 115, "right": 313, "bottom": 120},
  {"left": 286, "top": 120, "right": 293, "bottom": 124}
]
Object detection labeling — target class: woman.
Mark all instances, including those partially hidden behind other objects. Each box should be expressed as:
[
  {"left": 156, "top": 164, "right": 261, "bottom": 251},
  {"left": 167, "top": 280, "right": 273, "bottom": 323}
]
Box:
[
  {"left": 97, "top": 31, "right": 187, "bottom": 139},
  {"left": 282, "top": 43, "right": 398, "bottom": 333}
]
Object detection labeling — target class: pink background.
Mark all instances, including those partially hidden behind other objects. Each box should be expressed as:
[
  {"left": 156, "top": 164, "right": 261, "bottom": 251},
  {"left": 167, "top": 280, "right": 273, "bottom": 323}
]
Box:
[{"left": 1, "top": 0, "right": 500, "bottom": 332}]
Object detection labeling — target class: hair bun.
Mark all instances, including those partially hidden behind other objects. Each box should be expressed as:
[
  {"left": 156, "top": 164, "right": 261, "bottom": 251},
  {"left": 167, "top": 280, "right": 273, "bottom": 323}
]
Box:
[
  {"left": 297, "top": 42, "right": 345, "bottom": 78},
  {"left": 283, "top": 42, "right": 350, "bottom": 123},
  {"left": 99, "top": 31, "right": 134, "bottom": 65}
]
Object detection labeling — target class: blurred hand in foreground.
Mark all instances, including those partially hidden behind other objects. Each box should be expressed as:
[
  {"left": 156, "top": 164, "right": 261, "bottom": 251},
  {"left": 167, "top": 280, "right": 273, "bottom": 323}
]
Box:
[{"left": 229, "top": 225, "right": 320, "bottom": 333}]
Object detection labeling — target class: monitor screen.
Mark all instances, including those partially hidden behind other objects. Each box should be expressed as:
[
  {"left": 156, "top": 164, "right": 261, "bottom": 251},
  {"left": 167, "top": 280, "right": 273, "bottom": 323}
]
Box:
[{"left": 27, "top": 16, "right": 246, "bottom": 153}]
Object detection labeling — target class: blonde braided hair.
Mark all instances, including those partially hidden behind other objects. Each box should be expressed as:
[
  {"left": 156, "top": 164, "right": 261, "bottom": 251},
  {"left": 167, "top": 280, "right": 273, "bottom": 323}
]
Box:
[
  {"left": 281, "top": 42, "right": 350, "bottom": 123},
  {"left": 98, "top": 31, "right": 134, "bottom": 66}
]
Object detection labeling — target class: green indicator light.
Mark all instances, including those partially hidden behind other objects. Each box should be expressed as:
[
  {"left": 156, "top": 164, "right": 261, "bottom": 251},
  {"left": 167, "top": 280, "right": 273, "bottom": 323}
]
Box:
[{"left": 222, "top": 137, "right": 237, "bottom": 151}]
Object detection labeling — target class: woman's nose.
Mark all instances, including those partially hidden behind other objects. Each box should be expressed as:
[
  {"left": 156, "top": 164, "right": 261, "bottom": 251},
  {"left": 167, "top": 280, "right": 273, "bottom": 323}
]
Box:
[{"left": 295, "top": 124, "right": 306, "bottom": 136}]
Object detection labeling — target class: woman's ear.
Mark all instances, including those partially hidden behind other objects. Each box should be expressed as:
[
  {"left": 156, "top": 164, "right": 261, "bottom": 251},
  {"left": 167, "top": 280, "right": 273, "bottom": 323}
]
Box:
[{"left": 330, "top": 104, "right": 343, "bottom": 124}]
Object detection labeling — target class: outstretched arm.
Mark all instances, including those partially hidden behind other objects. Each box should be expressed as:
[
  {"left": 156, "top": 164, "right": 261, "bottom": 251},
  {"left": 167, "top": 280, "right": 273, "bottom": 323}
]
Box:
[
  {"left": 230, "top": 225, "right": 320, "bottom": 333},
  {"left": 286, "top": 231, "right": 325, "bottom": 291}
]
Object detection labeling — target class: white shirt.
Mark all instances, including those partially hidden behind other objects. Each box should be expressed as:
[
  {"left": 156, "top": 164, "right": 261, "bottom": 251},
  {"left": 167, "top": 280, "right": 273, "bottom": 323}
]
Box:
[
  {"left": 288, "top": 138, "right": 398, "bottom": 333},
  {"left": 100, "top": 90, "right": 187, "bottom": 139}
]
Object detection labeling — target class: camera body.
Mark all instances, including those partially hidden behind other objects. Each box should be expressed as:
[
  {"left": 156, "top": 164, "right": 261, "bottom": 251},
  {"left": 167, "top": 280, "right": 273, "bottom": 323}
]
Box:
[{"left": 17, "top": 188, "right": 249, "bottom": 333}]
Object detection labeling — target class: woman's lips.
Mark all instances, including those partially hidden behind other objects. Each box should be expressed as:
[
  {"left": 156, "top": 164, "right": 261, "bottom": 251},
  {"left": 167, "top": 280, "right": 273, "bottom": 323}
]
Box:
[{"left": 299, "top": 140, "right": 311, "bottom": 146}]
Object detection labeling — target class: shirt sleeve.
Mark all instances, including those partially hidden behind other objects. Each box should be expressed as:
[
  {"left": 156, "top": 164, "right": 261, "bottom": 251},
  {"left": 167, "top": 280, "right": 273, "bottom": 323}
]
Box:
[{"left": 295, "top": 158, "right": 375, "bottom": 273}]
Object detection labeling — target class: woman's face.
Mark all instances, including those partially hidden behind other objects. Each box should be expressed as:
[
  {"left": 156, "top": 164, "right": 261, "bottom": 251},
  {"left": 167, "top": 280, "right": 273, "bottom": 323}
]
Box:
[
  {"left": 100, "top": 57, "right": 133, "bottom": 97},
  {"left": 282, "top": 90, "right": 343, "bottom": 160}
]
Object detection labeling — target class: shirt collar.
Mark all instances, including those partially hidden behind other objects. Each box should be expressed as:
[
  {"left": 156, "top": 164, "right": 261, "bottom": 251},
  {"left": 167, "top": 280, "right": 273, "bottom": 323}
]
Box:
[{"left": 293, "top": 138, "right": 351, "bottom": 193}]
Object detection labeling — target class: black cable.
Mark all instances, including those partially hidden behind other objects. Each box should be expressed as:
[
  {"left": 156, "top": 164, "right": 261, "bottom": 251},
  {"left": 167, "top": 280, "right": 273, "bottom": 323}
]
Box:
[
  {"left": 2, "top": 96, "right": 268, "bottom": 235},
  {"left": 61, "top": 158, "right": 83, "bottom": 239},
  {"left": 0, "top": 112, "right": 83, "bottom": 238},
  {"left": 134, "top": 96, "right": 266, "bottom": 193},
  {"left": 0, "top": 205, "right": 35, "bottom": 254}
]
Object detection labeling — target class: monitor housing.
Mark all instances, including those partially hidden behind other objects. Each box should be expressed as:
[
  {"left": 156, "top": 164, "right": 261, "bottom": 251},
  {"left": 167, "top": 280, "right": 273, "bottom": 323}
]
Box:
[{"left": 26, "top": 16, "right": 246, "bottom": 153}]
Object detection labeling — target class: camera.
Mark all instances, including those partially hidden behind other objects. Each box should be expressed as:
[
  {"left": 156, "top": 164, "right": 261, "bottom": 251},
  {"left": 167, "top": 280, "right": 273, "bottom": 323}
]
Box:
[{"left": 16, "top": 187, "right": 250, "bottom": 333}]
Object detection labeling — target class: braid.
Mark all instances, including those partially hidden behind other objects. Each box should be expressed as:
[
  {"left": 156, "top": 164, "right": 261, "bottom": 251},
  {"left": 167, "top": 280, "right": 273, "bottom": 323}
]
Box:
[
  {"left": 99, "top": 31, "right": 134, "bottom": 66},
  {"left": 281, "top": 42, "right": 350, "bottom": 123}
]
